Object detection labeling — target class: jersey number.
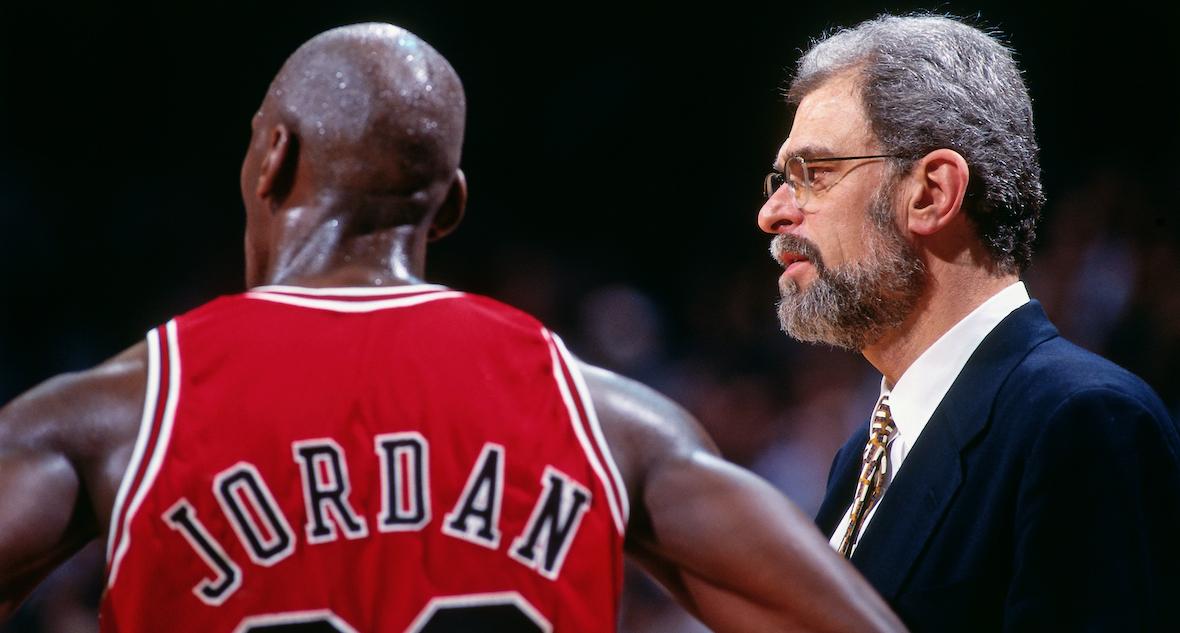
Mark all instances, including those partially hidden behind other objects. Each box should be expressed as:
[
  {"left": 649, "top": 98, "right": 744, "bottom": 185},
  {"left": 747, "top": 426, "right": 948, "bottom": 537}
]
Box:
[
  {"left": 243, "top": 622, "right": 346, "bottom": 633},
  {"left": 237, "top": 594, "right": 549, "bottom": 633},
  {"left": 413, "top": 603, "right": 547, "bottom": 632},
  {"left": 408, "top": 592, "right": 550, "bottom": 633}
]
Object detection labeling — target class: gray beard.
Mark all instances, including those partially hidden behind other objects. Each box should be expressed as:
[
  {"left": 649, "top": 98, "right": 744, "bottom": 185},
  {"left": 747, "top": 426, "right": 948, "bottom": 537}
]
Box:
[{"left": 773, "top": 186, "right": 926, "bottom": 351}]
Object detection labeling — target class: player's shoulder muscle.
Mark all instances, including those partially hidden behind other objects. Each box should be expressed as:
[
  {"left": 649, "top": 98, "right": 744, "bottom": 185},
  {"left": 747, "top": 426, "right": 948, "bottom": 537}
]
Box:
[
  {"left": 0, "top": 343, "right": 148, "bottom": 507},
  {"left": 575, "top": 362, "right": 717, "bottom": 500}
]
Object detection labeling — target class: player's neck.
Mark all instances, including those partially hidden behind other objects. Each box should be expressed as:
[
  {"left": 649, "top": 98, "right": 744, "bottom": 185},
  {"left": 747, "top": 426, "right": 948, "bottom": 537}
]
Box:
[{"left": 265, "top": 218, "right": 430, "bottom": 289}]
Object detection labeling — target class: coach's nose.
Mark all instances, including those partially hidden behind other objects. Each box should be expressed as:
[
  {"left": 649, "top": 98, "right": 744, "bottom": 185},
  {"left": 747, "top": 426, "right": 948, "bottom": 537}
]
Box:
[{"left": 758, "top": 183, "right": 805, "bottom": 234}]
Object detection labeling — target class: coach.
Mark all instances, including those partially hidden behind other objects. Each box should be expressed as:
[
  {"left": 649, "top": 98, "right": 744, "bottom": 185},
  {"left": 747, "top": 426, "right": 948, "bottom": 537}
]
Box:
[{"left": 757, "top": 13, "right": 1180, "bottom": 631}]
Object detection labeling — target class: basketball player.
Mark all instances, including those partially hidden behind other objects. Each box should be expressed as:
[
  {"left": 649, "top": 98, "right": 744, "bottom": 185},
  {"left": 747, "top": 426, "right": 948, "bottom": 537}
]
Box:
[{"left": 0, "top": 24, "right": 903, "bottom": 632}]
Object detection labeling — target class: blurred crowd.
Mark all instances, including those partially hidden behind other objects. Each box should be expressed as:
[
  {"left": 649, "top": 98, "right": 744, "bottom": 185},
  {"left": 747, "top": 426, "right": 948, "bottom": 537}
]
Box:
[{"left": 1, "top": 168, "right": 1176, "bottom": 632}]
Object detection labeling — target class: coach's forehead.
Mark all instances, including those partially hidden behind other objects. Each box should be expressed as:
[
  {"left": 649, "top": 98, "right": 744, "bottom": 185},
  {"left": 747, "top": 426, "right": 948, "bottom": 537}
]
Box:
[{"left": 780, "top": 71, "right": 876, "bottom": 163}]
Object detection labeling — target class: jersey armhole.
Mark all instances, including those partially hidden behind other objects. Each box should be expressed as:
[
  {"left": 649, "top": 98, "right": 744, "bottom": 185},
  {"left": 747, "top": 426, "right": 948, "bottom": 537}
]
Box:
[
  {"left": 105, "top": 320, "right": 183, "bottom": 587},
  {"left": 542, "top": 330, "right": 630, "bottom": 535}
]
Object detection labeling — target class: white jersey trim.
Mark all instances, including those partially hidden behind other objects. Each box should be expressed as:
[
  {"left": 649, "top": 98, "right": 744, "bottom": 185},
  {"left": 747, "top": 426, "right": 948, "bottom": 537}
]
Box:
[
  {"left": 250, "top": 283, "right": 447, "bottom": 296},
  {"left": 245, "top": 290, "right": 464, "bottom": 313},
  {"left": 553, "top": 335, "right": 630, "bottom": 524},
  {"left": 107, "top": 319, "right": 183, "bottom": 587},
  {"left": 542, "top": 329, "right": 627, "bottom": 535},
  {"left": 105, "top": 328, "right": 162, "bottom": 565}
]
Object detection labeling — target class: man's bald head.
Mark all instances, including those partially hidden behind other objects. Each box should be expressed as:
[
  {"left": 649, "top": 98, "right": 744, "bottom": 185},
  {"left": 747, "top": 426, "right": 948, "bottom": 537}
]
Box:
[
  {"left": 240, "top": 23, "right": 468, "bottom": 286},
  {"left": 259, "top": 23, "right": 465, "bottom": 211}
]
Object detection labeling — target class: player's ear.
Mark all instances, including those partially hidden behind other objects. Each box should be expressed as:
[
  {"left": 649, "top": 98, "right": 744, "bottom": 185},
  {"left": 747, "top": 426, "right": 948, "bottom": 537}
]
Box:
[
  {"left": 429, "top": 169, "right": 467, "bottom": 241},
  {"left": 904, "top": 148, "right": 969, "bottom": 236},
  {"left": 256, "top": 123, "right": 297, "bottom": 209}
]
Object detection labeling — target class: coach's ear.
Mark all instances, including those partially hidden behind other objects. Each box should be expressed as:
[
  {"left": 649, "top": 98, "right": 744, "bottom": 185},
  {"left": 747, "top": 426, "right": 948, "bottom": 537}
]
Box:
[
  {"left": 257, "top": 123, "right": 298, "bottom": 209},
  {"left": 429, "top": 169, "right": 467, "bottom": 241},
  {"left": 904, "top": 148, "right": 970, "bottom": 236}
]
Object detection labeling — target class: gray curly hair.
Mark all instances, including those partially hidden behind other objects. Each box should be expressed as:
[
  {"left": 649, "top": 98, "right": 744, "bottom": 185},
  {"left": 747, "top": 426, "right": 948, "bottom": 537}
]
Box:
[{"left": 788, "top": 14, "right": 1044, "bottom": 274}]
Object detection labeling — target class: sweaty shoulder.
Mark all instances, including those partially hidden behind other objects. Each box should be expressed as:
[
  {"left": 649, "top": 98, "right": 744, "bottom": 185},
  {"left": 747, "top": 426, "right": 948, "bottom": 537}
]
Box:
[
  {"left": 0, "top": 341, "right": 148, "bottom": 536},
  {"left": 575, "top": 362, "right": 717, "bottom": 510}
]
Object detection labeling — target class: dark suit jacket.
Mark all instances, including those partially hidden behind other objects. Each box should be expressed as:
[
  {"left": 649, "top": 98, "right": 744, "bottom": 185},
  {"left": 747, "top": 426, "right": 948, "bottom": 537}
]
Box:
[{"left": 816, "top": 301, "right": 1180, "bottom": 632}]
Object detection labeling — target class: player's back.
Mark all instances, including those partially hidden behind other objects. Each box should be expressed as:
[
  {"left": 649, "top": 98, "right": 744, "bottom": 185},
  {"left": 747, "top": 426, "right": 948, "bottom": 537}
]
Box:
[{"left": 100, "top": 284, "right": 627, "bottom": 633}]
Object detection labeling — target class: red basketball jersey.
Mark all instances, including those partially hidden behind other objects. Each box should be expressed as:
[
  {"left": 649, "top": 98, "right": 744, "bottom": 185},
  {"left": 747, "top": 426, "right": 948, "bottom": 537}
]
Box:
[{"left": 100, "top": 284, "right": 628, "bottom": 633}]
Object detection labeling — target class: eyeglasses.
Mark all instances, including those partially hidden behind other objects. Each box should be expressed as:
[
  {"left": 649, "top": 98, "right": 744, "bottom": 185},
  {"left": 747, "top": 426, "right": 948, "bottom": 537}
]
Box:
[{"left": 763, "top": 154, "right": 903, "bottom": 207}]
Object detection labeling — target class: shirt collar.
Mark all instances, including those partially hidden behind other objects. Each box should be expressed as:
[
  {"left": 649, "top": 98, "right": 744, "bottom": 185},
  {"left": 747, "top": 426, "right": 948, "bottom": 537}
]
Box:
[{"left": 880, "top": 281, "right": 1030, "bottom": 450}]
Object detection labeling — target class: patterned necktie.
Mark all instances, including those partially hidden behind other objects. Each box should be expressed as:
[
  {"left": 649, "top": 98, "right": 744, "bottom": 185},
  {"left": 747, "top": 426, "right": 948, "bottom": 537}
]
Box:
[{"left": 837, "top": 397, "right": 898, "bottom": 559}]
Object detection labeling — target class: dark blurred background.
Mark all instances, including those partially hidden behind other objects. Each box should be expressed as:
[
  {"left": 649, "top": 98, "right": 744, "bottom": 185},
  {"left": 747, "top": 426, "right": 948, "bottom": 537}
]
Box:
[{"left": 2, "top": 1, "right": 1177, "bottom": 631}]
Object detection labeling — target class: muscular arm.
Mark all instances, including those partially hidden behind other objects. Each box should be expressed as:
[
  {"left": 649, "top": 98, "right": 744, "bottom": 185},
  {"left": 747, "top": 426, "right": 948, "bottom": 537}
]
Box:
[
  {"left": 0, "top": 344, "right": 146, "bottom": 617},
  {"left": 581, "top": 363, "right": 904, "bottom": 633}
]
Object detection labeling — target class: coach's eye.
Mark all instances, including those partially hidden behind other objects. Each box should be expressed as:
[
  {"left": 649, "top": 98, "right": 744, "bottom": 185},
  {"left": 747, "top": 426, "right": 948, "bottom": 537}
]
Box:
[{"left": 807, "top": 167, "right": 834, "bottom": 190}]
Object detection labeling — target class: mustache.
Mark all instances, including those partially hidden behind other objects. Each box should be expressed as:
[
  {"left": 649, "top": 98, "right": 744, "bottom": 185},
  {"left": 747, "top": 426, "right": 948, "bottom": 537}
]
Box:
[{"left": 769, "top": 234, "right": 824, "bottom": 270}]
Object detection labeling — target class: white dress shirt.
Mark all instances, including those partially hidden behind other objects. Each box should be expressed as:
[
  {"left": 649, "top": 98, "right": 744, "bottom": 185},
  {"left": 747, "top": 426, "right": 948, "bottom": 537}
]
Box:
[{"left": 829, "top": 281, "right": 1030, "bottom": 555}]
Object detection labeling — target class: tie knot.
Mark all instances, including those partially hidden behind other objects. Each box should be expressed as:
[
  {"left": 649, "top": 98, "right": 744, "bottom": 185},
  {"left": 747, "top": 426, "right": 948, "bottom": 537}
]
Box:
[{"left": 870, "top": 398, "right": 897, "bottom": 442}]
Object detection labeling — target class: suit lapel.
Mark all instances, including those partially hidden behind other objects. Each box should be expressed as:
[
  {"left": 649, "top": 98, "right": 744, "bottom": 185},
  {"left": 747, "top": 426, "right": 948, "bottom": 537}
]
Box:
[
  {"left": 849, "top": 405, "right": 965, "bottom": 598},
  {"left": 826, "top": 302, "right": 1059, "bottom": 599}
]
